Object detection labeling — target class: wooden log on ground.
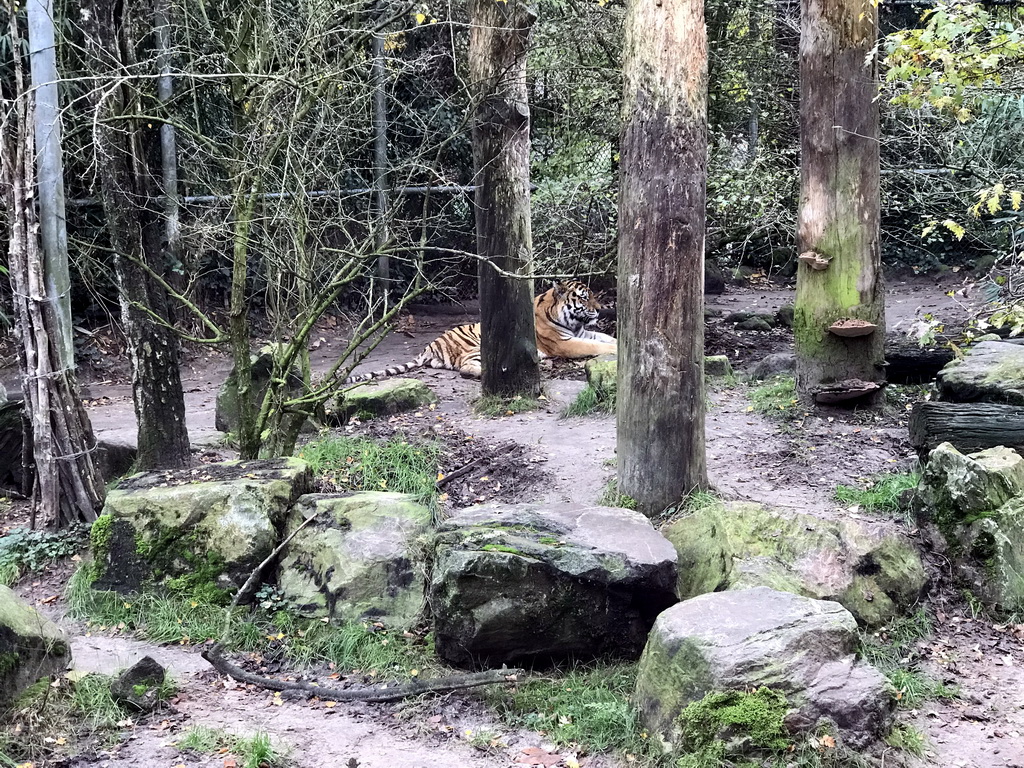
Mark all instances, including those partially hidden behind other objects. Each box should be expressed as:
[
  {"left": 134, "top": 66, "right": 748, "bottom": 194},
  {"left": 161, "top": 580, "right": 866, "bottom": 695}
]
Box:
[
  {"left": 910, "top": 401, "right": 1024, "bottom": 457},
  {"left": 884, "top": 336, "right": 955, "bottom": 385}
]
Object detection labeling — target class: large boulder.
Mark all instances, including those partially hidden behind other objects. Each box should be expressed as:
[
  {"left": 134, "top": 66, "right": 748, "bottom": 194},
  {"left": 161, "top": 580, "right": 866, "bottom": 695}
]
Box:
[
  {"left": 1, "top": 585, "right": 71, "bottom": 705},
  {"left": 429, "top": 503, "right": 678, "bottom": 668},
  {"left": 215, "top": 344, "right": 305, "bottom": 434},
  {"left": 277, "top": 492, "right": 432, "bottom": 628},
  {"left": 937, "top": 340, "right": 1024, "bottom": 404},
  {"left": 331, "top": 378, "right": 437, "bottom": 424},
  {"left": 91, "top": 458, "right": 311, "bottom": 595},
  {"left": 916, "top": 442, "right": 1024, "bottom": 611},
  {"left": 664, "top": 501, "right": 926, "bottom": 627},
  {"left": 634, "top": 588, "right": 894, "bottom": 751}
]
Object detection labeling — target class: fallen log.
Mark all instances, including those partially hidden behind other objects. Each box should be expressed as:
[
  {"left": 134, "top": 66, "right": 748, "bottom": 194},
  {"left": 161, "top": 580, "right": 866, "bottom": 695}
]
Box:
[
  {"left": 909, "top": 401, "right": 1024, "bottom": 456},
  {"left": 883, "top": 337, "right": 955, "bottom": 385},
  {"left": 202, "top": 643, "right": 523, "bottom": 703}
]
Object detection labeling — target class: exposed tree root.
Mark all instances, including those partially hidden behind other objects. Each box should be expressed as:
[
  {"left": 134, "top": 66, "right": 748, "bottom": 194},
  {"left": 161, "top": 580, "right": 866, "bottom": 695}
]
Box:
[{"left": 201, "top": 643, "right": 523, "bottom": 703}]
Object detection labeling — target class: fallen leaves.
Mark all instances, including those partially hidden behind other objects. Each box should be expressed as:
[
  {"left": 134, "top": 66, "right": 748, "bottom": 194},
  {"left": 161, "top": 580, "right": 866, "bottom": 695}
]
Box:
[{"left": 516, "top": 746, "right": 562, "bottom": 766}]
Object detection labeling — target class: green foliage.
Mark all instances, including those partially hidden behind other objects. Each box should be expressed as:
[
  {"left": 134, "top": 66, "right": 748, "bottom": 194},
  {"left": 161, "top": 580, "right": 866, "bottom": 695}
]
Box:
[
  {"left": 473, "top": 394, "right": 544, "bottom": 418},
  {"left": 859, "top": 610, "right": 958, "bottom": 709},
  {"left": 885, "top": 723, "right": 928, "bottom": 757},
  {"left": 563, "top": 381, "right": 615, "bottom": 418},
  {"left": 177, "top": 726, "right": 284, "bottom": 768},
  {"left": 833, "top": 472, "right": 920, "bottom": 515},
  {"left": 67, "top": 566, "right": 432, "bottom": 677},
  {"left": 748, "top": 376, "right": 800, "bottom": 419},
  {"left": 72, "top": 674, "right": 131, "bottom": 729},
  {"left": 0, "top": 523, "right": 89, "bottom": 586},
  {"left": 297, "top": 435, "right": 439, "bottom": 505},
  {"left": 597, "top": 479, "right": 638, "bottom": 511},
  {"left": 489, "top": 663, "right": 661, "bottom": 762},
  {"left": 885, "top": 3, "right": 1024, "bottom": 122}
]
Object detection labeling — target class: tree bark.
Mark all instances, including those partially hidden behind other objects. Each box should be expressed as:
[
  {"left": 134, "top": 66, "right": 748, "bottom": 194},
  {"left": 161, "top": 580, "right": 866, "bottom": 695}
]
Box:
[
  {"left": 794, "top": 0, "right": 885, "bottom": 404},
  {"left": 617, "top": 0, "right": 709, "bottom": 515},
  {"left": 83, "top": 0, "right": 192, "bottom": 470},
  {"left": 469, "top": 0, "right": 541, "bottom": 398},
  {"left": 2, "top": 14, "right": 105, "bottom": 526},
  {"left": 910, "top": 402, "right": 1024, "bottom": 458}
]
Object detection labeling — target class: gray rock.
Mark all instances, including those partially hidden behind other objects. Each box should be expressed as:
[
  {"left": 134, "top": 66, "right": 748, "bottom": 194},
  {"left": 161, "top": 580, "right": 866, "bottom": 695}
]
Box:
[
  {"left": 1, "top": 585, "right": 70, "bottom": 705},
  {"left": 429, "top": 503, "right": 678, "bottom": 668},
  {"left": 91, "top": 458, "right": 311, "bottom": 594},
  {"left": 95, "top": 434, "right": 138, "bottom": 483},
  {"left": 332, "top": 378, "right": 438, "bottom": 424},
  {"left": 776, "top": 303, "right": 795, "bottom": 328},
  {"left": 215, "top": 344, "right": 305, "bottom": 434},
  {"left": 937, "top": 341, "right": 1024, "bottom": 404},
  {"left": 109, "top": 655, "right": 165, "bottom": 712},
  {"left": 736, "top": 315, "right": 775, "bottom": 333},
  {"left": 749, "top": 352, "right": 796, "bottom": 381},
  {"left": 277, "top": 492, "right": 433, "bottom": 628},
  {"left": 916, "top": 442, "right": 1024, "bottom": 611},
  {"left": 724, "top": 311, "right": 753, "bottom": 323},
  {"left": 664, "top": 501, "right": 927, "bottom": 627},
  {"left": 704, "top": 265, "right": 726, "bottom": 295},
  {"left": 634, "top": 587, "right": 894, "bottom": 751}
]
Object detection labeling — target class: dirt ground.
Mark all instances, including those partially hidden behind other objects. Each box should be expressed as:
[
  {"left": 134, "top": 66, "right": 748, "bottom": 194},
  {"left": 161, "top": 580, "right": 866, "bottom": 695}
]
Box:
[{"left": 3, "top": 273, "right": 1023, "bottom": 768}]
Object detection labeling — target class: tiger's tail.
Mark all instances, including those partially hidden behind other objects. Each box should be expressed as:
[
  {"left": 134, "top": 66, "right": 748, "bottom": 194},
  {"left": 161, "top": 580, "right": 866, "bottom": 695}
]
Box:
[{"left": 343, "top": 358, "right": 425, "bottom": 385}]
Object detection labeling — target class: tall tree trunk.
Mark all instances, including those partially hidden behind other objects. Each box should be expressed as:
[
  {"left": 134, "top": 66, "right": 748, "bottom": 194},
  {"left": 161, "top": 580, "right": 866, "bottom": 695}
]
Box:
[
  {"left": 83, "top": 0, "right": 192, "bottom": 470},
  {"left": 372, "top": 1, "right": 390, "bottom": 291},
  {"left": 794, "top": 0, "right": 885, "bottom": 404},
  {"left": 469, "top": 0, "right": 540, "bottom": 398},
  {"left": 617, "top": 0, "right": 709, "bottom": 515},
  {"left": 2, "top": 12, "right": 104, "bottom": 526}
]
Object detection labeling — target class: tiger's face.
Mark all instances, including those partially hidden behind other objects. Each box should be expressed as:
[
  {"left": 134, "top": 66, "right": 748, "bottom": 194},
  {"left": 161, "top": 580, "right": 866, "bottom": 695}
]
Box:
[{"left": 553, "top": 281, "right": 603, "bottom": 328}]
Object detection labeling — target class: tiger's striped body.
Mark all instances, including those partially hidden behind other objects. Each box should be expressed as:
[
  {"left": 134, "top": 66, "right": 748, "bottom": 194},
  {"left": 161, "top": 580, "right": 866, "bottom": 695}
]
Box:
[{"left": 345, "top": 281, "right": 616, "bottom": 383}]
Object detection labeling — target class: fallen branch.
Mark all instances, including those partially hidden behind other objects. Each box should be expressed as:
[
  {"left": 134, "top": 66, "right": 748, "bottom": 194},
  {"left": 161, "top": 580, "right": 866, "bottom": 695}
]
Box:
[
  {"left": 436, "top": 458, "right": 485, "bottom": 489},
  {"left": 201, "top": 643, "right": 523, "bottom": 703}
]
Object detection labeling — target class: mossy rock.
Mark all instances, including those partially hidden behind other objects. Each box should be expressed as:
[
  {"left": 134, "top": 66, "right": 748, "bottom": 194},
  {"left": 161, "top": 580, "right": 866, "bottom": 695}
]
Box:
[
  {"left": 91, "top": 458, "right": 311, "bottom": 595},
  {"left": 937, "top": 341, "right": 1024, "bottom": 404},
  {"left": 332, "top": 378, "right": 438, "bottom": 424},
  {"left": 215, "top": 343, "right": 306, "bottom": 434},
  {"left": 663, "top": 501, "right": 926, "bottom": 627},
  {"left": 704, "top": 355, "right": 733, "bottom": 378},
  {"left": 429, "top": 502, "right": 678, "bottom": 668},
  {"left": 634, "top": 588, "right": 894, "bottom": 751},
  {"left": 0, "top": 585, "right": 70, "bottom": 705},
  {"left": 277, "top": 492, "right": 433, "bottom": 628}
]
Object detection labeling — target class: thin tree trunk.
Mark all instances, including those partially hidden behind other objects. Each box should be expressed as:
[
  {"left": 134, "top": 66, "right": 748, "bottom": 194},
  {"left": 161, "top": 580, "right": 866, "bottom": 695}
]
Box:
[
  {"left": 2, "top": 13, "right": 104, "bottom": 526},
  {"left": 794, "top": 0, "right": 885, "bottom": 404},
  {"left": 617, "top": 0, "right": 709, "bottom": 515},
  {"left": 469, "top": 0, "right": 540, "bottom": 398},
  {"left": 372, "top": 2, "right": 390, "bottom": 289},
  {"left": 155, "top": 0, "right": 181, "bottom": 274},
  {"left": 83, "top": 0, "right": 192, "bottom": 470}
]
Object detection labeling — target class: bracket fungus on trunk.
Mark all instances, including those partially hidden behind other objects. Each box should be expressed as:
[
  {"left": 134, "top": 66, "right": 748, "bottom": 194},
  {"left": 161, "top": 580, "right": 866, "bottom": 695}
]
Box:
[
  {"left": 798, "top": 250, "right": 831, "bottom": 270},
  {"left": 828, "top": 319, "right": 879, "bottom": 338},
  {"left": 813, "top": 379, "right": 882, "bottom": 404}
]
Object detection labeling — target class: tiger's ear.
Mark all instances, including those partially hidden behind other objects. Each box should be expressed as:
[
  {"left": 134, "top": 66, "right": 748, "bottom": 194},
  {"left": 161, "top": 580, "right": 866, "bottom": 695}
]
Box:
[{"left": 551, "top": 281, "right": 567, "bottom": 298}]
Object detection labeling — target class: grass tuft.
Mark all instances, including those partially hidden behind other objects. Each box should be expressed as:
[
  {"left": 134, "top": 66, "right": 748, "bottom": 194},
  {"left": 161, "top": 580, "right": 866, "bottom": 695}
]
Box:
[
  {"left": 885, "top": 723, "right": 928, "bottom": 757},
  {"left": 177, "top": 727, "right": 284, "bottom": 768},
  {"left": 297, "top": 435, "right": 438, "bottom": 506},
  {"left": 473, "top": 394, "right": 543, "bottom": 418},
  {"left": 597, "top": 479, "right": 638, "bottom": 511},
  {"left": 748, "top": 375, "right": 801, "bottom": 420},
  {"left": 562, "top": 382, "right": 615, "bottom": 418},
  {"left": 834, "top": 471, "right": 919, "bottom": 515}
]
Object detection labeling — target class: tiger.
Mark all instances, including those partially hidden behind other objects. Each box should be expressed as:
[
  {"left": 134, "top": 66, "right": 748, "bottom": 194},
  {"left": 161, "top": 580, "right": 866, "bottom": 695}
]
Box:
[{"left": 344, "top": 281, "right": 616, "bottom": 383}]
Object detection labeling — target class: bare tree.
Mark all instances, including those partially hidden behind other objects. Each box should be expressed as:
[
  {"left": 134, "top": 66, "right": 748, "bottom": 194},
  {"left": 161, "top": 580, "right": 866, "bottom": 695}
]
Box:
[
  {"left": 80, "top": 0, "right": 192, "bottom": 470},
  {"left": 794, "top": 0, "right": 885, "bottom": 404},
  {"left": 469, "top": 0, "right": 541, "bottom": 398},
  {"left": 2, "top": 6, "right": 104, "bottom": 526},
  {"left": 616, "top": 0, "right": 709, "bottom": 515}
]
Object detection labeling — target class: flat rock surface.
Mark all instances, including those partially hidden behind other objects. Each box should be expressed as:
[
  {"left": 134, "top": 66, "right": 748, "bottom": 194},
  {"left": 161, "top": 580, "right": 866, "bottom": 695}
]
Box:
[{"left": 938, "top": 341, "right": 1024, "bottom": 404}]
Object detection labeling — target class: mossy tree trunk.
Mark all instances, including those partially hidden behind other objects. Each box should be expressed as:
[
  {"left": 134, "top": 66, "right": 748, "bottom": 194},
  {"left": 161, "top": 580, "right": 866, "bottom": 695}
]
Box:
[
  {"left": 83, "top": 0, "right": 192, "bottom": 470},
  {"left": 469, "top": 0, "right": 541, "bottom": 398},
  {"left": 617, "top": 0, "right": 709, "bottom": 515},
  {"left": 794, "top": 0, "right": 885, "bottom": 403}
]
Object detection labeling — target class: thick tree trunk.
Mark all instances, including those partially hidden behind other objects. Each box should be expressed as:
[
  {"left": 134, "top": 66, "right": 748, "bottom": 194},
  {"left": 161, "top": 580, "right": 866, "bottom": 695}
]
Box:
[
  {"left": 794, "top": 0, "right": 885, "bottom": 404},
  {"left": 617, "top": 0, "right": 709, "bottom": 515},
  {"left": 469, "top": 0, "right": 540, "bottom": 398},
  {"left": 910, "top": 402, "right": 1024, "bottom": 457},
  {"left": 2, "top": 19, "right": 104, "bottom": 525},
  {"left": 83, "top": 0, "right": 192, "bottom": 470}
]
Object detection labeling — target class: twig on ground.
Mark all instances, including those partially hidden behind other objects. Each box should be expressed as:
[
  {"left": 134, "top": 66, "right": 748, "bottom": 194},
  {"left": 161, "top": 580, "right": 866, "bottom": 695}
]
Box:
[{"left": 436, "top": 458, "right": 485, "bottom": 489}]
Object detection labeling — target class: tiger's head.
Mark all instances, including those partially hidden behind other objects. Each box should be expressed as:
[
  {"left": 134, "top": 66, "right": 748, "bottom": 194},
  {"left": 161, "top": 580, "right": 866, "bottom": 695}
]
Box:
[{"left": 550, "top": 280, "right": 604, "bottom": 330}]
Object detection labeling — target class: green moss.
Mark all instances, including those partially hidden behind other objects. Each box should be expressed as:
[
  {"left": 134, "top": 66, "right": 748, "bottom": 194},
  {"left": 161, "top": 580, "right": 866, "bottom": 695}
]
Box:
[
  {"left": 481, "top": 544, "right": 527, "bottom": 556},
  {"left": 88, "top": 515, "right": 115, "bottom": 578},
  {"left": 0, "top": 651, "right": 19, "bottom": 676},
  {"left": 678, "top": 688, "right": 790, "bottom": 761}
]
